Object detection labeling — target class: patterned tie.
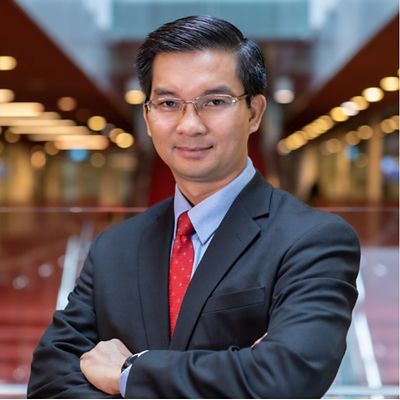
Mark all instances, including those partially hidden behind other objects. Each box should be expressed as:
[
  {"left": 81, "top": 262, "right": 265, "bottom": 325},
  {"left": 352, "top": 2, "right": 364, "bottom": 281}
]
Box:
[{"left": 169, "top": 211, "right": 195, "bottom": 335}]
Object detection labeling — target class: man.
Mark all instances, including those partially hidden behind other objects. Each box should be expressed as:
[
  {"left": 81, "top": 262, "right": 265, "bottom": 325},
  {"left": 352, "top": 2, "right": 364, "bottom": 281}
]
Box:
[{"left": 28, "top": 16, "right": 360, "bottom": 398}]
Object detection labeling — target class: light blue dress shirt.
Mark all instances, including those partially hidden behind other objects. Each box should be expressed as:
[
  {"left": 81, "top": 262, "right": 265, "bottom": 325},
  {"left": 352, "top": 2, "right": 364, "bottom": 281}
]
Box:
[{"left": 120, "top": 158, "right": 256, "bottom": 397}]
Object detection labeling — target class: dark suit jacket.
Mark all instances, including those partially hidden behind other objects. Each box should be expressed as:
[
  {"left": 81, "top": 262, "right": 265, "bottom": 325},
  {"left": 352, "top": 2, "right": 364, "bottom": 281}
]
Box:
[{"left": 28, "top": 173, "right": 360, "bottom": 398}]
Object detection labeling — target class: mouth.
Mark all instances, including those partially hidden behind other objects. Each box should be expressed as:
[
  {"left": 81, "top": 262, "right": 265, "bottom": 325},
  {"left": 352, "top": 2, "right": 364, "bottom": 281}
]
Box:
[{"left": 175, "top": 145, "right": 213, "bottom": 158}]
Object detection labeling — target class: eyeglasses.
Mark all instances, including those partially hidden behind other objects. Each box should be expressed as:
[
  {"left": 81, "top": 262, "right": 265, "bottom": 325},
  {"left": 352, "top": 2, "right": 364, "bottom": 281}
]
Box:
[{"left": 144, "top": 93, "right": 248, "bottom": 120}]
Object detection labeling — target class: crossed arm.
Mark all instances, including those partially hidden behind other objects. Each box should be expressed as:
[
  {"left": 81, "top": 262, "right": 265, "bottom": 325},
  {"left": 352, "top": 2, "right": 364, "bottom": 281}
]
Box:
[{"left": 28, "top": 219, "right": 360, "bottom": 398}]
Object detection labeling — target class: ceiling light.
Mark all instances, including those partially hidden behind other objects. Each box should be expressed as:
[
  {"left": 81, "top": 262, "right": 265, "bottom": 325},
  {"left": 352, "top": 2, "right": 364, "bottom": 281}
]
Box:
[
  {"left": 274, "top": 89, "right": 295, "bottom": 104},
  {"left": 313, "top": 116, "right": 334, "bottom": 133},
  {"left": 57, "top": 97, "right": 77, "bottom": 111},
  {"left": 4, "top": 129, "right": 20, "bottom": 143},
  {"left": 350, "top": 96, "right": 369, "bottom": 110},
  {"left": 380, "top": 118, "right": 396, "bottom": 134},
  {"left": 345, "top": 131, "right": 360, "bottom": 146},
  {"left": 54, "top": 135, "right": 109, "bottom": 150},
  {"left": 340, "top": 101, "right": 359, "bottom": 116},
  {"left": 277, "top": 140, "right": 290, "bottom": 155},
  {"left": 44, "top": 141, "right": 60, "bottom": 155},
  {"left": 125, "top": 90, "right": 146, "bottom": 105},
  {"left": 88, "top": 115, "right": 107, "bottom": 131},
  {"left": 0, "top": 112, "right": 61, "bottom": 126},
  {"left": 12, "top": 125, "right": 89, "bottom": 135},
  {"left": 0, "top": 56, "right": 17, "bottom": 71},
  {"left": 7, "top": 119, "right": 75, "bottom": 127},
  {"left": 324, "top": 138, "right": 342, "bottom": 154},
  {"left": 273, "top": 77, "right": 295, "bottom": 104},
  {"left": 330, "top": 107, "right": 348, "bottom": 122},
  {"left": 0, "top": 89, "right": 15, "bottom": 103},
  {"left": 357, "top": 125, "right": 373, "bottom": 140},
  {"left": 362, "top": 87, "right": 384, "bottom": 102},
  {"left": 116, "top": 132, "right": 135, "bottom": 148},
  {"left": 380, "top": 76, "right": 399, "bottom": 92},
  {"left": 0, "top": 102, "right": 44, "bottom": 117},
  {"left": 109, "top": 128, "right": 123, "bottom": 142},
  {"left": 285, "top": 133, "right": 306, "bottom": 150},
  {"left": 31, "top": 150, "right": 46, "bottom": 169}
]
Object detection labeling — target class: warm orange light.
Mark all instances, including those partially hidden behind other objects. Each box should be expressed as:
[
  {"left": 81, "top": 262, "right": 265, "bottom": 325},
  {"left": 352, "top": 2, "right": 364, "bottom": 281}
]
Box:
[
  {"left": 0, "top": 102, "right": 44, "bottom": 117},
  {"left": 357, "top": 125, "right": 374, "bottom": 140},
  {"left": 0, "top": 89, "right": 15, "bottom": 103},
  {"left": 4, "top": 129, "right": 20, "bottom": 143},
  {"left": 345, "top": 131, "right": 360, "bottom": 146},
  {"left": 31, "top": 150, "right": 46, "bottom": 168},
  {"left": 380, "top": 76, "right": 399, "bottom": 92},
  {"left": 362, "top": 87, "right": 384, "bottom": 102},
  {"left": 44, "top": 141, "right": 60, "bottom": 155},
  {"left": 54, "top": 135, "right": 109, "bottom": 150},
  {"left": 12, "top": 125, "right": 89, "bottom": 135},
  {"left": 350, "top": 96, "right": 369, "bottom": 111},
  {"left": 125, "top": 90, "right": 146, "bottom": 105},
  {"left": 330, "top": 107, "right": 348, "bottom": 122},
  {"left": 88, "top": 115, "right": 107, "bottom": 131},
  {"left": 323, "top": 138, "right": 342, "bottom": 154},
  {"left": 277, "top": 140, "right": 290, "bottom": 155},
  {"left": 380, "top": 118, "right": 396, "bottom": 134},
  {"left": 340, "top": 101, "right": 359, "bottom": 116},
  {"left": 116, "top": 132, "right": 135, "bottom": 148},
  {"left": 0, "top": 56, "right": 17, "bottom": 71},
  {"left": 8, "top": 119, "right": 75, "bottom": 127},
  {"left": 57, "top": 97, "right": 77, "bottom": 111}
]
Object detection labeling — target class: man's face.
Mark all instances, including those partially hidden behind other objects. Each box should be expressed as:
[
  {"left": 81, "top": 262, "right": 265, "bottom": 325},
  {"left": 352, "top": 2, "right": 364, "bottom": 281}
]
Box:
[{"left": 143, "top": 49, "right": 265, "bottom": 196}]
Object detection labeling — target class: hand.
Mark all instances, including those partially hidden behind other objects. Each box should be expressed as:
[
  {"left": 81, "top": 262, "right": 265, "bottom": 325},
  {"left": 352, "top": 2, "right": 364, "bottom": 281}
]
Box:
[{"left": 80, "top": 338, "right": 132, "bottom": 395}]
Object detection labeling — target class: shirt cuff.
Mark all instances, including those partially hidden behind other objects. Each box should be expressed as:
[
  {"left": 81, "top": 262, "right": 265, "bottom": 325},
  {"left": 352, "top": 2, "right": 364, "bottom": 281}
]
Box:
[
  {"left": 119, "top": 365, "right": 131, "bottom": 398},
  {"left": 119, "top": 350, "right": 148, "bottom": 398}
]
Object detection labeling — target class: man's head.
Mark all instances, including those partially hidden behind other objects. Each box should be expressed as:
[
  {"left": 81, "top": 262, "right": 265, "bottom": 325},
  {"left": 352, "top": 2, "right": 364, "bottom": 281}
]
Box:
[
  {"left": 137, "top": 16, "right": 267, "bottom": 204},
  {"left": 136, "top": 15, "right": 267, "bottom": 102}
]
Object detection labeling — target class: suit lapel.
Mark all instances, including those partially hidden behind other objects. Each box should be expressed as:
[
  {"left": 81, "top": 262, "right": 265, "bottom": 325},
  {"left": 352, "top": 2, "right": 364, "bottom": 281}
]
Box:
[
  {"left": 138, "top": 200, "right": 174, "bottom": 349},
  {"left": 170, "top": 173, "right": 273, "bottom": 350}
]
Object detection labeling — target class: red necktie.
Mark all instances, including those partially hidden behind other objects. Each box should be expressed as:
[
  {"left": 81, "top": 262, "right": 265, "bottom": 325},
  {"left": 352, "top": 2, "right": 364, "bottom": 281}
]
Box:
[{"left": 169, "top": 211, "right": 194, "bottom": 335}]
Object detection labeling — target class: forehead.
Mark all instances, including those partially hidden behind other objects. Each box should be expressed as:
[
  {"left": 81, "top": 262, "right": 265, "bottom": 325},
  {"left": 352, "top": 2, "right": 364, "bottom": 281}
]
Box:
[{"left": 151, "top": 50, "right": 243, "bottom": 96}]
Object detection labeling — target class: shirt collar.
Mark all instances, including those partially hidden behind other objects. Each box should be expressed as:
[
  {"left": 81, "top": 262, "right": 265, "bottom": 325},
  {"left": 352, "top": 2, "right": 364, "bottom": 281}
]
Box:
[{"left": 173, "top": 158, "right": 256, "bottom": 244}]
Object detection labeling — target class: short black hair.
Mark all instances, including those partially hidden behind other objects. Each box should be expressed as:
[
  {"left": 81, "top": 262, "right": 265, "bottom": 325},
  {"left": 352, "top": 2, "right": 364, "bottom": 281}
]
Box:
[{"left": 136, "top": 15, "right": 267, "bottom": 101}]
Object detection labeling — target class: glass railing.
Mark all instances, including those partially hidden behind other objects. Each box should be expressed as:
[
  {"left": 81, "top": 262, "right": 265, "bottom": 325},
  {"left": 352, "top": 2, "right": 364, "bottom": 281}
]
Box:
[{"left": 0, "top": 207, "right": 398, "bottom": 398}]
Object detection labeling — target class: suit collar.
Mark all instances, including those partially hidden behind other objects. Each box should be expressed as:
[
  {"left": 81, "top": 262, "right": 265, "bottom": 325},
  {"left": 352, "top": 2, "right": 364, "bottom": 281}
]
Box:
[{"left": 138, "top": 200, "right": 174, "bottom": 349}]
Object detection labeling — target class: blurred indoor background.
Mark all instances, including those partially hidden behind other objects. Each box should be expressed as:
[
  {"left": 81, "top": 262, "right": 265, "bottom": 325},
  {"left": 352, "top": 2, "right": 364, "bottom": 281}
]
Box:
[{"left": 0, "top": 0, "right": 398, "bottom": 397}]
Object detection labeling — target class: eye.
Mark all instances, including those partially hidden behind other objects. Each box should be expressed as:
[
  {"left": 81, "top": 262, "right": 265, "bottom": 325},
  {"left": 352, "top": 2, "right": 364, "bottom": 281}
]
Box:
[
  {"left": 157, "top": 99, "right": 181, "bottom": 111},
  {"left": 203, "top": 96, "right": 230, "bottom": 108}
]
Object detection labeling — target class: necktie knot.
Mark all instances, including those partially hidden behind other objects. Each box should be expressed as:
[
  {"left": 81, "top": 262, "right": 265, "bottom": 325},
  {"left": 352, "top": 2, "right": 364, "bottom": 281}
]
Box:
[{"left": 176, "top": 211, "right": 194, "bottom": 237}]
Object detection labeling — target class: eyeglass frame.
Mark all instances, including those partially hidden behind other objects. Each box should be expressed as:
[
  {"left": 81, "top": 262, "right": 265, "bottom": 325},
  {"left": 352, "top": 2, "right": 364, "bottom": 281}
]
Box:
[{"left": 143, "top": 93, "right": 248, "bottom": 116}]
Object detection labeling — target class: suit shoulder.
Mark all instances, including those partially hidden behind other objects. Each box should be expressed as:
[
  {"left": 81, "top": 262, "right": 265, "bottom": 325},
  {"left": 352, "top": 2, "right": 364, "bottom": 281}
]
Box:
[
  {"left": 95, "top": 198, "right": 172, "bottom": 243},
  {"left": 269, "top": 186, "right": 359, "bottom": 239}
]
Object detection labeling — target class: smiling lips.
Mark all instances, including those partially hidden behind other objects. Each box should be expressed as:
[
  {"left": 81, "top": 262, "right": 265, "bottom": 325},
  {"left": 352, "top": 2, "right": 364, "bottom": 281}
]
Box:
[{"left": 175, "top": 145, "right": 213, "bottom": 158}]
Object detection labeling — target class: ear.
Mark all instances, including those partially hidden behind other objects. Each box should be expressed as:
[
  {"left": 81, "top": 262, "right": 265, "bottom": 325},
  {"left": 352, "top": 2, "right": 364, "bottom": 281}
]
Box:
[
  {"left": 142, "top": 105, "right": 152, "bottom": 137},
  {"left": 248, "top": 95, "right": 267, "bottom": 134}
]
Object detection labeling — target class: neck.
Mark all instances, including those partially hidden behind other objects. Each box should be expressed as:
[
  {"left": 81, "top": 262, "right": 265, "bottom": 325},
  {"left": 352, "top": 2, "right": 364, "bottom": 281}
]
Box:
[{"left": 175, "top": 173, "right": 241, "bottom": 205}]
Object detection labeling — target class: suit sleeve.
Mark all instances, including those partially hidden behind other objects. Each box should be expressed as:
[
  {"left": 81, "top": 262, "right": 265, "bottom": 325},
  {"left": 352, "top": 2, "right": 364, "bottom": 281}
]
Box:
[
  {"left": 125, "top": 219, "right": 360, "bottom": 398},
  {"left": 27, "top": 234, "right": 119, "bottom": 399}
]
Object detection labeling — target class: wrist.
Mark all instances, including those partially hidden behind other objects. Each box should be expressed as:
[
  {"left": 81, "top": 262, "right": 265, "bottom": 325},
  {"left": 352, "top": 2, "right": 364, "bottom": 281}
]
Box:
[{"left": 121, "top": 353, "right": 139, "bottom": 372}]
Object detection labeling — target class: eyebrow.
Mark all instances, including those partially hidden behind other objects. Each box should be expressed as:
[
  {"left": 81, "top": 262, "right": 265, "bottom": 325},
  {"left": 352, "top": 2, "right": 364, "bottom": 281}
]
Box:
[
  {"left": 153, "top": 87, "right": 177, "bottom": 97},
  {"left": 152, "top": 85, "right": 235, "bottom": 97},
  {"left": 202, "top": 86, "right": 235, "bottom": 96}
]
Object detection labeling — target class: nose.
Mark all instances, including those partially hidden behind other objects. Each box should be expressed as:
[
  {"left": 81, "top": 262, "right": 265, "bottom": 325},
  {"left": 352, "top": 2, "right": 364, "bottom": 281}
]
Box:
[{"left": 176, "top": 103, "right": 207, "bottom": 136}]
